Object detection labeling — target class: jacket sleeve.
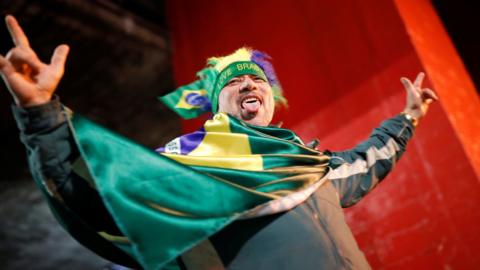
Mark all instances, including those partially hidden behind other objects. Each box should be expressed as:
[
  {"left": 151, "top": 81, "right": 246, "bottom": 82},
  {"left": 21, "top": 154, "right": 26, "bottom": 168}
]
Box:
[
  {"left": 328, "top": 114, "right": 414, "bottom": 207},
  {"left": 11, "top": 98, "right": 140, "bottom": 268}
]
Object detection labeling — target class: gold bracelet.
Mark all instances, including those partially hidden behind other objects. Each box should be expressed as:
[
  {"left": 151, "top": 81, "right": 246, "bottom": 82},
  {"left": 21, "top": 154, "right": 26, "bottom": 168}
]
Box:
[{"left": 400, "top": 112, "right": 418, "bottom": 127}]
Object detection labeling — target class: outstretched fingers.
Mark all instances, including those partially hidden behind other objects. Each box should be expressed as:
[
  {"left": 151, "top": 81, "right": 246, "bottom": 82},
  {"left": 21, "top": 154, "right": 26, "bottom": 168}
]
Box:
[
  {"left": 401, "top": 72, "right": 438, "bottom": 120},
  {"left": 50, "top": 45, "right": 69, "bottom": 68},
  {"left": 5, "top": 15, "right": 30, "bottom": 48},
  {"left": 413, "top": 72, "right": 425, "bottom": 88},
  {"left": 401, "top": 77, "right": 419, "bottom": 98},
  {"left": 50, "top": 45, "right": 69, "bottom": 76},
  {"left": 400, "top": 77, "right": 412, "bottom": 87}
]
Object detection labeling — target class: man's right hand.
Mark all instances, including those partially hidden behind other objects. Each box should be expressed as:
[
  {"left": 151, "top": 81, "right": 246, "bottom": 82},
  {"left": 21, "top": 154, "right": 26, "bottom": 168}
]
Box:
[{"left": 0, "top": 15, "right": 69, "bottom": 107}]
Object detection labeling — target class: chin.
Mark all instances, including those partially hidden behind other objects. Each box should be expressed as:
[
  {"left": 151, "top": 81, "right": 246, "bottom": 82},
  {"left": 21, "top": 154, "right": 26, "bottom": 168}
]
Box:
[{"left": 244, "top": 117, "right": 269, "bottom": 127}]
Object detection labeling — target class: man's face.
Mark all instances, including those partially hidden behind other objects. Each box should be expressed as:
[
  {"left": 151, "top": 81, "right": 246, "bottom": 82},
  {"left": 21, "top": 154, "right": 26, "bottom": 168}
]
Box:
[{"left": 217, "top": 74, "right": 275, "bottom": 126}]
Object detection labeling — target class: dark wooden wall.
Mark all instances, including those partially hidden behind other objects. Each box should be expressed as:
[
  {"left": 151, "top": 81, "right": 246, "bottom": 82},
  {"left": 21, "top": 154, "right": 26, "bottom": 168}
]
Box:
[{"left": 0, "top": 1, "right": 178, "bottom": 268}]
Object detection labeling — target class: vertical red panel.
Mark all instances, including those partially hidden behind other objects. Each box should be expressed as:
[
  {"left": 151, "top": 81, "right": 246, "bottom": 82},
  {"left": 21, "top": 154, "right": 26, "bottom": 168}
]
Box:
[
  {"left": 395, "top": 0, "right": 480, "bottom": 178},
  {"left": 166, "top": 0, "right": 480, "bottom": 268}
]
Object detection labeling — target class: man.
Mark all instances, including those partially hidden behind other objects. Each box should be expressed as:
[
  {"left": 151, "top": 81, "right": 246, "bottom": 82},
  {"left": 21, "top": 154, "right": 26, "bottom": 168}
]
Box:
[{"left": 1, "top": 15, "right": 438, "bottom": 270}]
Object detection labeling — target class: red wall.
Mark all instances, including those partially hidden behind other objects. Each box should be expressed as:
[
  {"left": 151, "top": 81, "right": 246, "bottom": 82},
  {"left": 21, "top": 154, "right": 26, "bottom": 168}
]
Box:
[{"left": 166, "top": 0, "right": 480, "bottom": 268}]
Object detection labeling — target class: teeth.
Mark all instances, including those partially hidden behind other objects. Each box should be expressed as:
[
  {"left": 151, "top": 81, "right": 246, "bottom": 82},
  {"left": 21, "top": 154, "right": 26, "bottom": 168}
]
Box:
[
  {"left": 244, "top": 97, "right": 259, "bottom": 103},
  {"left": 241, "top": 97, "right": 261, "bottom": 110}
]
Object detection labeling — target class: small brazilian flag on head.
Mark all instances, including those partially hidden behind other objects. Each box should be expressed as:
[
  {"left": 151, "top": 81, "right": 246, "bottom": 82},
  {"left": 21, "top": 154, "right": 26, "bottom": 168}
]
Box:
[{"left": 159, "top": 67, "right": 217, "bottom": 119}]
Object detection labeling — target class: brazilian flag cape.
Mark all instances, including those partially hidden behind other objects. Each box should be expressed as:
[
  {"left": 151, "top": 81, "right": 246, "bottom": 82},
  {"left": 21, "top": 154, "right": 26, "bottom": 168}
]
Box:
[{"left": 64, "top": 112, "right": 330, "bottom": 269}]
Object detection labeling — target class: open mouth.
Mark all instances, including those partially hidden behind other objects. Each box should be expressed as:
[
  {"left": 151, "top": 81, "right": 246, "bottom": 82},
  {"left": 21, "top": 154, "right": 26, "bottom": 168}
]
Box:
[{"left": 241, "top": 95, "right": 262, "bottom": 113}]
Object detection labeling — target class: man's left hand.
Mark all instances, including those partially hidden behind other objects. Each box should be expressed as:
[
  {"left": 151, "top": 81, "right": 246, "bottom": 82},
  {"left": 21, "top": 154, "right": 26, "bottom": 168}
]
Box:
[{"left": 401, "top": 72, "right": 438, "bottom": 122}]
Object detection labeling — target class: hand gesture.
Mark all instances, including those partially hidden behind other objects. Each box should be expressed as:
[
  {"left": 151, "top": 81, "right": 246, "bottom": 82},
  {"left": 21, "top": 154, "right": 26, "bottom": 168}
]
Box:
[
  {"left": 0, "top": 15, "right": 69, "bottom": 107},
  {"left": 401, "top": 72, "right": 438, "bottom": 121}
]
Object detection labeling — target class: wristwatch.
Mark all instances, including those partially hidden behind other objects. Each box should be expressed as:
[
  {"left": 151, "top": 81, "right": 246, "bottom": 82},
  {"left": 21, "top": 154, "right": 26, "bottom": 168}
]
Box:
[{"left": 400, "top": 111, "right": 419, "bottom": 127}]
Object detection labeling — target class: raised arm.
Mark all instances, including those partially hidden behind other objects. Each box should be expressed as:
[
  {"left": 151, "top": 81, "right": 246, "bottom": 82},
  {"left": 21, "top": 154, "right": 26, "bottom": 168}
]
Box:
[
  {"left": 329, "top": 72, "right": 438, "bottom": 207},
  {"left": 2, "top": 16, "right": 140, "bottom": 267}
]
